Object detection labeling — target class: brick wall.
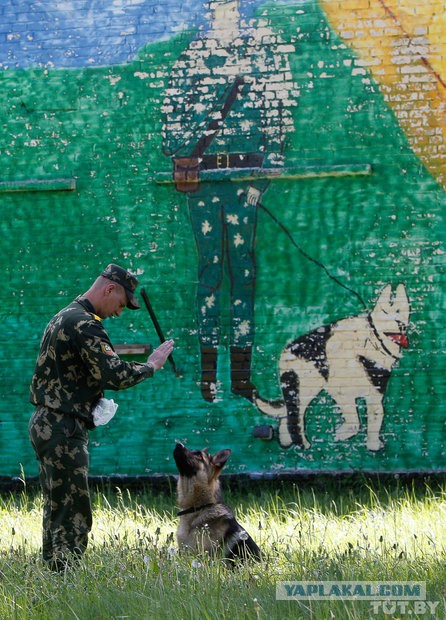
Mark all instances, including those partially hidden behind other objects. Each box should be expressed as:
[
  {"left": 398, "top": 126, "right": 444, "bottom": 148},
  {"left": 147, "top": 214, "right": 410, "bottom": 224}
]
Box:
[{"left": 1, "top": 0, "right": 445, "bottom": 477}]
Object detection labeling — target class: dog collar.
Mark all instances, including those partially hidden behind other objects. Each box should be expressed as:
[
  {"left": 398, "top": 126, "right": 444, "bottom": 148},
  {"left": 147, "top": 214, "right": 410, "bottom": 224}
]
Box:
[
  {"left": 366, "top": 314, "right": 398, "bottom": 359},
  {"left": 177, "top": 503, "right": 217, "bottom": 516}
]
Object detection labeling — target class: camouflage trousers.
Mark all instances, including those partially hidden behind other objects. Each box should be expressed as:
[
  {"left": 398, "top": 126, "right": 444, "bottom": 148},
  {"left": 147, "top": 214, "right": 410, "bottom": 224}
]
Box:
[{"left": 28, "top": 405, "right": 92, "bottom": 570}]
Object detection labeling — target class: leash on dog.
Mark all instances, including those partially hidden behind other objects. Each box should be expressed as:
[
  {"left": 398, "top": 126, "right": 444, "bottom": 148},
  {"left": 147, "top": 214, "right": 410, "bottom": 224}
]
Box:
[
  {"left": 140, "top": 287, "right": 180, "bottom": 376},
  {"left": 257, "top": 199, "right": 367, "bottom": 310}
]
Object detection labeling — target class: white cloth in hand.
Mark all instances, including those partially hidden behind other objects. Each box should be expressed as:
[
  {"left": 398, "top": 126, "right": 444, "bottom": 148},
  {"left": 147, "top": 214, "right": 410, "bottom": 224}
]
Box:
[{"left": 92, "top": 398, "right": 119, "bottom": 426}]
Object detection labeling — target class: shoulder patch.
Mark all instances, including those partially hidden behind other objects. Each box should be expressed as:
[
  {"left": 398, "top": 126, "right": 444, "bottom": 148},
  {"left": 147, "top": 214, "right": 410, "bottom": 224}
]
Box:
[{"left": 100, "top": 342, "right": 116, "bottom": 356}]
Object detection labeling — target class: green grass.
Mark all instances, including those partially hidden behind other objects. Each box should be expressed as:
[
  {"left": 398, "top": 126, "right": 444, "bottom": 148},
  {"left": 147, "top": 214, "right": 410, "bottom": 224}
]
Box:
[{"left": 1, "top": 477, "right": 445, "bottom": 619}]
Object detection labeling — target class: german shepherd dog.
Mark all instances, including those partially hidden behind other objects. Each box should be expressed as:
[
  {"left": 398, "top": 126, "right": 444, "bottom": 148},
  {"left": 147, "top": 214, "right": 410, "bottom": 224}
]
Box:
[
  {"left": 254, "top": 284, "right": 410, "bottom": 451},
  {"left": 173, "top": 443, "right": 261, "bottom": 562}
]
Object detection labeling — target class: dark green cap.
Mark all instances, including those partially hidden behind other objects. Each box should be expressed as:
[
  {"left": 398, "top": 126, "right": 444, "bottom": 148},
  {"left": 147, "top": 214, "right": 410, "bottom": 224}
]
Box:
[{"left": 101, "top": 263, "right": 140, "bottom": 310}]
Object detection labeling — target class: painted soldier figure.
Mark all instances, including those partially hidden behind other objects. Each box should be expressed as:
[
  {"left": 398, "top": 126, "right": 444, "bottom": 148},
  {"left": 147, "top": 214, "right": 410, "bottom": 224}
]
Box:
[
  {"left": 29, "top": 264, "right": 174, "bottom": 571},
  {"left": 162, "top": 0, "right": 297, "bottom": 402}
]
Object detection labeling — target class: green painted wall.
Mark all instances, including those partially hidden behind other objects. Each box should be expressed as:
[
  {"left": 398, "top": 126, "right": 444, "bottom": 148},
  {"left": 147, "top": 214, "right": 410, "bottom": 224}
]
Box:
[{"left": 1, "top": 1, "right": 445, "bottom": 478}]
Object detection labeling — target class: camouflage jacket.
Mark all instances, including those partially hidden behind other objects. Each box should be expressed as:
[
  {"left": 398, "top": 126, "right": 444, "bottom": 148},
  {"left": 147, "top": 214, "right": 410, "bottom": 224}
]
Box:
[{"left": 30, "top": 296, "right": 154, "bottom": 428}]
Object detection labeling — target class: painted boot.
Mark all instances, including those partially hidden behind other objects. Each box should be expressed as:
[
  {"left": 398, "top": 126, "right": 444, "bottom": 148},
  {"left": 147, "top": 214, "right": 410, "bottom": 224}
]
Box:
[
  {"left": 200, "top": 346, "right": 218, "bottom": 402},
  {"left": 230, "top": 346, "right": 256, "bottom": 402}
]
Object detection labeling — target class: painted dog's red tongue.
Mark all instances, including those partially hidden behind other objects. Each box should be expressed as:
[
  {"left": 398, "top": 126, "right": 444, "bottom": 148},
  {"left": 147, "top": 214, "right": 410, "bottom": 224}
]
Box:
[{"left": 386, "top": 332, "right": 409, "bottom": 348}]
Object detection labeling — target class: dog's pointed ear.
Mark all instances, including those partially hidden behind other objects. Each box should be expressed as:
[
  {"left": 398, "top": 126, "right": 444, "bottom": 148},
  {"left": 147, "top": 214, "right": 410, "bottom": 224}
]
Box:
[
  {"left": 376, "top": 283, "right": 392, "bottom": 308},
  {"left": 394, "top": 283, "right": 410, "bottom": 323},
  {"left": 212, "top": 449, "right": 232, "bottom": 470}
]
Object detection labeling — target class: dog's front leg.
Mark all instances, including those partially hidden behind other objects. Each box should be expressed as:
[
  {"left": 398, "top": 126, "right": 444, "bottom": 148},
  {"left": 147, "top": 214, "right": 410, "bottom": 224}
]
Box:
[
  {"left": 334, "top": 396, "right": 361, "bottom": 443},
  {"left": 366, "top": 400, "right": 385, "bottom": 451}
]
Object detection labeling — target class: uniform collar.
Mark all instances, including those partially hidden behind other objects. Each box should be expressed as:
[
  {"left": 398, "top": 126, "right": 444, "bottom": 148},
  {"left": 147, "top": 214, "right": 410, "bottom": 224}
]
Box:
[{"left": 75, "top": 296, "right": 101, "bottom": 321}]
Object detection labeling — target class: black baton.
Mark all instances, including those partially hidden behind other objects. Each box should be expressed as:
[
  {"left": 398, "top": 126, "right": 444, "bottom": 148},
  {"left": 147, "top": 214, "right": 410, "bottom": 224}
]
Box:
[{"left": 140, "top": 287, "right": 178, "bottom": 375}]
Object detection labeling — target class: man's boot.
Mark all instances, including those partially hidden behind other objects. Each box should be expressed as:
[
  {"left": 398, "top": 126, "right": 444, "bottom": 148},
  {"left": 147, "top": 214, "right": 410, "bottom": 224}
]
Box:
[
  {"left": 230, "top": 346, "right": 256, "bottom": 402},
  {"left": 201, "top": 346, "right": 218, "bottom": 402}
]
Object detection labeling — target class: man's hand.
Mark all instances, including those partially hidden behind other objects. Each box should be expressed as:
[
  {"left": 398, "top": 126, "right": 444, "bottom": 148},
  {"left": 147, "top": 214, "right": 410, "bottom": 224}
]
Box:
[
  {"left": 147, "top": 339, "right": 175, "bottom": 371},
  {"left": 246, "top": 186, "right": 261, "bottom": 206}
]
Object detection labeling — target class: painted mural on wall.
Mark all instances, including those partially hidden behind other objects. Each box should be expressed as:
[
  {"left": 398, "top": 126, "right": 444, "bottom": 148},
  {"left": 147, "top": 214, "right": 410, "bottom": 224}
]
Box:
[
  {"left": 321, "top": 0, "right": 446, "bottom": 192},
  {"left": 161, "top": 0, "right": 298, "bottom": 403},
  {"left": 255, "top": 284, "right": 410, "bottom": 452},
  {"left": 0, "top": 0, "right": 445, "bottom": 478}
]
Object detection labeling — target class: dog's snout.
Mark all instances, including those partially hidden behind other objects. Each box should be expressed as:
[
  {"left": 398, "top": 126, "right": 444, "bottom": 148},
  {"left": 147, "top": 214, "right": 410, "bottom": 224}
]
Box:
[{"left": 173, "top": 442, "right": 186, "bottom": 461}]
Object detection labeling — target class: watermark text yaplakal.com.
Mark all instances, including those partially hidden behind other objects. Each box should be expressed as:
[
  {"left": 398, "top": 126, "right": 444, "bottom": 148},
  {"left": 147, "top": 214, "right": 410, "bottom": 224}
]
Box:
[
  {"left": 276, "top": 581, "right": 426, "bottom": 601},
  {"left": 276, "top": 581, "right": 442, "bottom": 616}
]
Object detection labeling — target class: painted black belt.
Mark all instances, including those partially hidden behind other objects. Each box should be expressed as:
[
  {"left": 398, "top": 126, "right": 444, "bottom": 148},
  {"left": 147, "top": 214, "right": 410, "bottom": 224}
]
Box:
[
  {"left": 200, "top": 153, "right": 264, "bottom": 170},
  {"left": 171, "top": 153, "right": 264, "bottom": 193}
]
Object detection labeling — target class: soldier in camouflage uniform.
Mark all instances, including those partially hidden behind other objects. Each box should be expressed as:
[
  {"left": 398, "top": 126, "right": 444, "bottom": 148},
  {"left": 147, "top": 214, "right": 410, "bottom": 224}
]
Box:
[{"left": 29, "top": 263, "right": 174, "bottom": 571}]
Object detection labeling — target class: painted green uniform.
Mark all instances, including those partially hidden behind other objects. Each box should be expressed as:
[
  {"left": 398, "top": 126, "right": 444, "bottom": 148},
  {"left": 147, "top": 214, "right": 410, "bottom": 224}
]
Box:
[
  {"left": 29, "top": 296, "right": 153, "bottom": 569},
  {"left": 162, "top": 26, "right": 296, "bottom": 348},
  {"left": 162, "top": 12, "right": 297, "bottom": 400}
]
